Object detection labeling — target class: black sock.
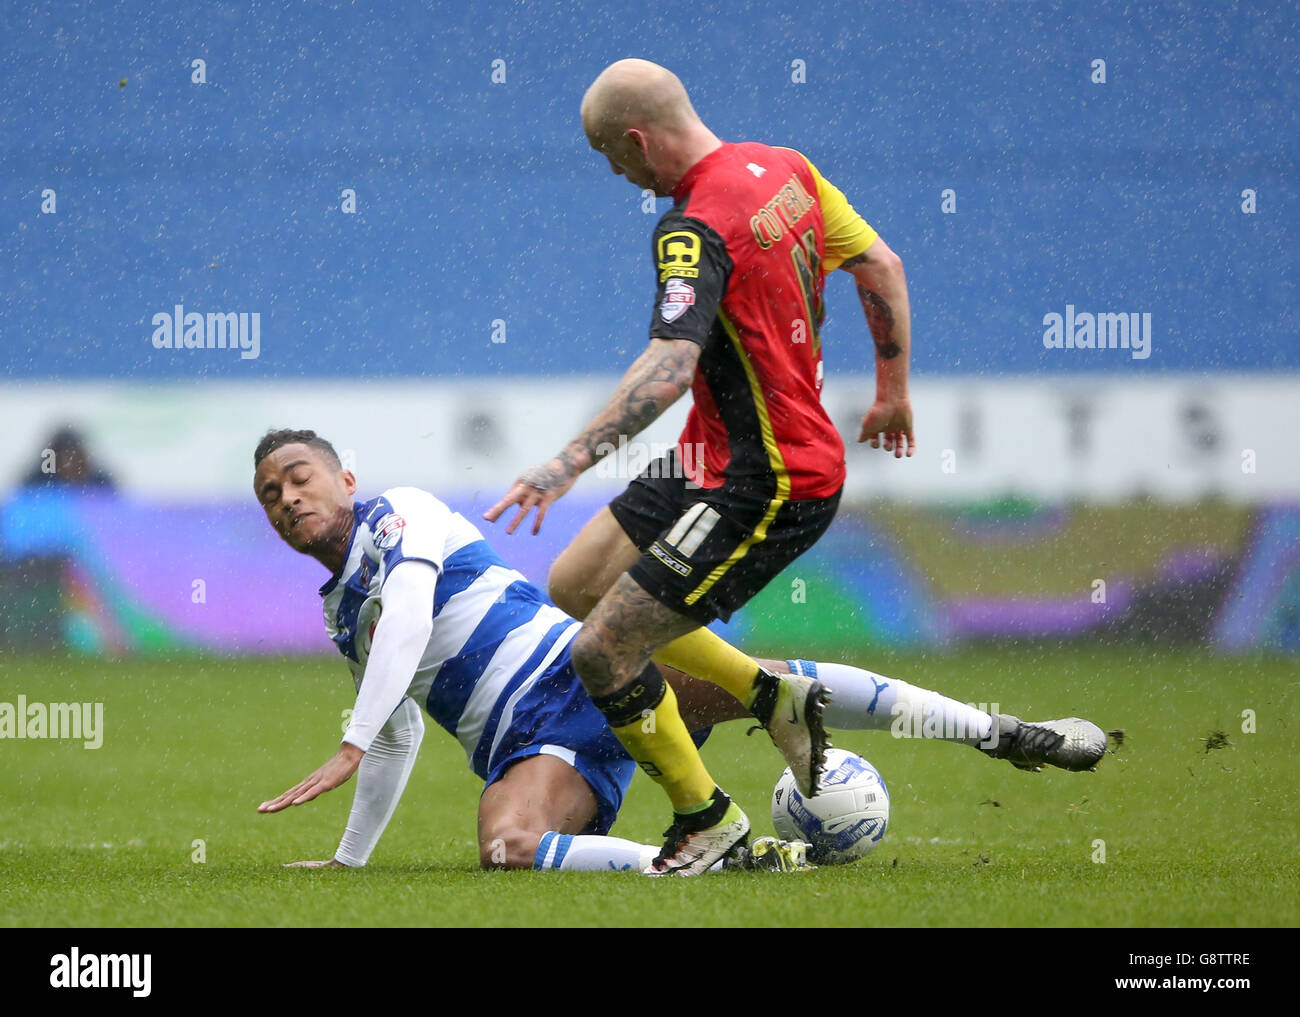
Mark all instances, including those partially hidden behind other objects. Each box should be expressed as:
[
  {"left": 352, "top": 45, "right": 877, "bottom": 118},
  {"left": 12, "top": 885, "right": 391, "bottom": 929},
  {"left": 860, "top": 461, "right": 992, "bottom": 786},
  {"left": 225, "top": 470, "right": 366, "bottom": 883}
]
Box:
[{"left": 673, "top": 787, "right": 731, "bottom": 833}]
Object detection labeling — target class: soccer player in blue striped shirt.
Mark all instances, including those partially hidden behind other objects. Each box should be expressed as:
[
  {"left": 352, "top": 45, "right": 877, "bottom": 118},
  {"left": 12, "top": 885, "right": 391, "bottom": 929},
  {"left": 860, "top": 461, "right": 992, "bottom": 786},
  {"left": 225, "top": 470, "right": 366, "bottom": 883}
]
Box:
[{"left": 253, "top": 429, "right": 1105, "bottom": 873}]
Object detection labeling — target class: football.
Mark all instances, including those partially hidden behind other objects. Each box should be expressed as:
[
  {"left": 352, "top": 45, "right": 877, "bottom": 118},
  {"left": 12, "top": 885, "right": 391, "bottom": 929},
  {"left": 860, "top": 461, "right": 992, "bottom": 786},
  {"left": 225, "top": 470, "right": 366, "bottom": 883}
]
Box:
[{"left": 771, "top": 748, "right": 890, "bottom": 864}]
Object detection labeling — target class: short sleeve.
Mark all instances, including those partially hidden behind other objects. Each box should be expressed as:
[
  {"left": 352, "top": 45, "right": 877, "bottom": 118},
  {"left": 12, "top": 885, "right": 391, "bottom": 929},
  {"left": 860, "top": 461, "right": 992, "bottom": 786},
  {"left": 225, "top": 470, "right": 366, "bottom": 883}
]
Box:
[
  {"left": 648, "top": 213, "right": 732, "bottom": 348},
  {"left": 794, "top": 152, "right": 878, "bottom": 273},
  {"left": 367, "top": 487, "right": 453, "bottom": 583}
]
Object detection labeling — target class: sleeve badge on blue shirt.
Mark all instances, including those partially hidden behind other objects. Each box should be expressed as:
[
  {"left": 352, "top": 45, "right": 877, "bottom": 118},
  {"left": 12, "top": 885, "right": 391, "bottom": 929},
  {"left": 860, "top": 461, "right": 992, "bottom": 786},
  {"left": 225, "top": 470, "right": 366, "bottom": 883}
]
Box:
[{"left": 373, "top": 512, "right": 406, "bottom": 550}]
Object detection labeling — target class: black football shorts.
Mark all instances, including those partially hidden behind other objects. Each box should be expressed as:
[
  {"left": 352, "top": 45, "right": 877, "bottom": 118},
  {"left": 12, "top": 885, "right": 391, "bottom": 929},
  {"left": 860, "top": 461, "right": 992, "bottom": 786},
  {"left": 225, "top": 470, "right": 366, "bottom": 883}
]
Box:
[{"left": 607, "top": 451, "right": 841, "bottom": 626}]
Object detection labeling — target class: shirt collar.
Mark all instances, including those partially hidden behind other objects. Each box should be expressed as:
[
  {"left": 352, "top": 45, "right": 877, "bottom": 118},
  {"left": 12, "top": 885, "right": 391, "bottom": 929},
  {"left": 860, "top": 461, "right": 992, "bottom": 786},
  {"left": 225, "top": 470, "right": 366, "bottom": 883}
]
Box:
[
  {"left": 671, "top": 142, "right": 730, "bottom": 203},
  {"left": 317, "top": 503, "right": 362, "bottom": 597}
]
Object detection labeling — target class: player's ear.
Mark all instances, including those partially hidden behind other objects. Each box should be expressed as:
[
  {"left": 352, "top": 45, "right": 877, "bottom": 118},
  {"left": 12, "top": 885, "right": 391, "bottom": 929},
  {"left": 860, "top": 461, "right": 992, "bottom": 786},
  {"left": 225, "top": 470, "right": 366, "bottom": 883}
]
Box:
[
  {"left": 340, "top": 470, "right": 357, "bottom": 495},
  {"left": 626, "top": 127, "right": 649, "bottom": 159}
]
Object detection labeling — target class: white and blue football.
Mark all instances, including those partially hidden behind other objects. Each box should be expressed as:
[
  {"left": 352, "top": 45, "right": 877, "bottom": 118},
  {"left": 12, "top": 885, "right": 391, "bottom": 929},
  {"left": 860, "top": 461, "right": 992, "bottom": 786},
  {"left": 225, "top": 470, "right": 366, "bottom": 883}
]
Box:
[{"left": 771, "top": 747, "right": 890, "bottom": 864}]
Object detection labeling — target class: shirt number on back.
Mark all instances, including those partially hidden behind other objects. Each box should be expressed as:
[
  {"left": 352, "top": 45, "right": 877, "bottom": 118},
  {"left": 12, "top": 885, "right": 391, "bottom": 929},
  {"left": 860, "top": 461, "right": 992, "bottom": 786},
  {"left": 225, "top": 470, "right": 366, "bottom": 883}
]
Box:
[{"left": 789, "top": 227, "right": 824, "bottom": 357}]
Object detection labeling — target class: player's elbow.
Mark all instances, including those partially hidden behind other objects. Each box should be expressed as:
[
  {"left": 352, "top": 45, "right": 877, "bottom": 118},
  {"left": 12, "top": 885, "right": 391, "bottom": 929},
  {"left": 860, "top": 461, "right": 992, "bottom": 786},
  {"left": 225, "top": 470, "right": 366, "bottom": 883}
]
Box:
[
  {"left": 644, "top": 338, "right": 700, "bottom": 401},
  {"left": 383, "top": 606, "right": 433, "bottom": 649},
  {"left": 872, "top": 247, "right": 905, "bottom": 282},
  {"left": 852, "top": 241, "right": 906, "bottom": 288},
  {"left": 882, "top": 248, "right": 906, "bottom": 285},
  {"left": 646, "top": 375, "right": 693, "bottom": 409}
]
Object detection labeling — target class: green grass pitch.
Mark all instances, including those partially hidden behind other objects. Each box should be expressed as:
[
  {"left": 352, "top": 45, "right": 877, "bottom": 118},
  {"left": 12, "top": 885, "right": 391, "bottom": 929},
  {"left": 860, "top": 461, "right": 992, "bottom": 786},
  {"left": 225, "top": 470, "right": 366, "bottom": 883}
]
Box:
[{"left": 2, "top": 646, "right": 1296, "bottom": 927}]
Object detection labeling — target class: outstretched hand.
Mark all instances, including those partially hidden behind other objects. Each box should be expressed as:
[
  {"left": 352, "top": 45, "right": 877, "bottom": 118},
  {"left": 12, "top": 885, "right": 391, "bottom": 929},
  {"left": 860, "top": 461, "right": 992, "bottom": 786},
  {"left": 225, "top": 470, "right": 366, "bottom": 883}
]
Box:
[
  {"left": 258, "top": 743, "right": 363, "bottom": 813},
  {"left": 483, "top": 456, "right": 581, "bottom": 535}
]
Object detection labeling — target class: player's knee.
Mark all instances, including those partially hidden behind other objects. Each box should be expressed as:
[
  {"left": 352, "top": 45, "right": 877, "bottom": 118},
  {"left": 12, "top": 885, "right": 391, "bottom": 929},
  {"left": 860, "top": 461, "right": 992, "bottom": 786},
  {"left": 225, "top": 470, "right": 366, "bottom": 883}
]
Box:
[
  {"left": 479, "top": 828, "right": 540, "bottom": 871},
  {"left": 569, "top": 628, "right": 612, "bottom": 688},
  {"left": 571, "top": 630, "right": 640, "bottom": 701},
  {"left": 547, "top": 564, "right": 593, "bottom": 619}
]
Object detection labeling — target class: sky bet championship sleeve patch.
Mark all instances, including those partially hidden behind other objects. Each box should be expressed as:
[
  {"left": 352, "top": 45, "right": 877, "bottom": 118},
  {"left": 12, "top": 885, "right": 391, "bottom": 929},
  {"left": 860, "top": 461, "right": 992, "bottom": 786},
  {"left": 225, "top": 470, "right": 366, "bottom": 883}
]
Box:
[
  {"left": 659, "top": 278, "right": 696, "bottom": 323},
  {"left": 372, "top": 512, "right": 406, "bottom": 551},
  {"left": 649, "top": 213, "right": 731, "bottom": 347}
]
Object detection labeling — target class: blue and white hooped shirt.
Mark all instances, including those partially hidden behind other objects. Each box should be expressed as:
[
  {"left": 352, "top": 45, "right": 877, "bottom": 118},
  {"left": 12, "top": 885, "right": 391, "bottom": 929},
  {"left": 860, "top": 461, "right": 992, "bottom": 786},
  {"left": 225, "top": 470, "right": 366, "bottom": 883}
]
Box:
[{"left": 319, "top": 488, "right": 578, "bottom": 778}]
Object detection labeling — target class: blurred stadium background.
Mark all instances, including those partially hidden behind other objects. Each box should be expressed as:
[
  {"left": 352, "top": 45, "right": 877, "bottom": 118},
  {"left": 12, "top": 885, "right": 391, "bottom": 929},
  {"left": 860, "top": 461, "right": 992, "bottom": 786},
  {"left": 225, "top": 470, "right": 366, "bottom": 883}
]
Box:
[{"left": 2, "top": 0, "right": 1297, "bottom": 661}]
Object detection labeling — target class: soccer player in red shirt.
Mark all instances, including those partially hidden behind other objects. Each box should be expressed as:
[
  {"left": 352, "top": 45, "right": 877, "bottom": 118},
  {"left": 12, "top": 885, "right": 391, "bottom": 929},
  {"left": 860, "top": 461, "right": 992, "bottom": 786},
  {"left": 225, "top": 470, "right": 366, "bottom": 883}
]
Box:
[{"left": 486, "top": 58, "right": 915, "bottom": 875}]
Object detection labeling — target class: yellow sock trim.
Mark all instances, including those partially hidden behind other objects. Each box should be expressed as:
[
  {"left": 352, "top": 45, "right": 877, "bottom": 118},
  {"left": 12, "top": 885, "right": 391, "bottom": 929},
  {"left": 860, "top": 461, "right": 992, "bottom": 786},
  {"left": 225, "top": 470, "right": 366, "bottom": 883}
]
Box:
[
  {"left": 608, "top": 681, "right": 716, "bottom": 812},
  {"left": 653, "top": 628, "right": 761, "bottom": 705}
]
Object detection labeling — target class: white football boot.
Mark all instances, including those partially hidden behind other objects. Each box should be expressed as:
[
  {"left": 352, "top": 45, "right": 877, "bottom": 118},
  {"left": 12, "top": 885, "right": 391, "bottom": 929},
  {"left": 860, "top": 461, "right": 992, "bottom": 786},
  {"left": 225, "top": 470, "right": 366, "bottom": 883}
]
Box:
[{"left": 644, "top": 794, "right": 750, "bottom": 877}]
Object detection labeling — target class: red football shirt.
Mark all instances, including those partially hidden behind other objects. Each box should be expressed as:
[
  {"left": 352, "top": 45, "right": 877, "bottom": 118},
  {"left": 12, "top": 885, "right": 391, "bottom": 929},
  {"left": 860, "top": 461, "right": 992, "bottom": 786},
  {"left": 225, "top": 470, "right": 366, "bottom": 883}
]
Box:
[{"left": 649, "top": 141, "right": 855, "bottom": 501}]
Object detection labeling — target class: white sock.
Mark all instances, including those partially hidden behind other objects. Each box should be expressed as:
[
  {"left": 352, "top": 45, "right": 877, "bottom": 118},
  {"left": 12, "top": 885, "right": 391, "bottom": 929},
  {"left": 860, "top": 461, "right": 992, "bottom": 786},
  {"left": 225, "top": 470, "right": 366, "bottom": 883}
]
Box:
[
  {"left": 788, "top": 659, "right": 995, "bottom": 747},
  {"left": 533, "top": 831, "right": 658, "bottom": 872}
]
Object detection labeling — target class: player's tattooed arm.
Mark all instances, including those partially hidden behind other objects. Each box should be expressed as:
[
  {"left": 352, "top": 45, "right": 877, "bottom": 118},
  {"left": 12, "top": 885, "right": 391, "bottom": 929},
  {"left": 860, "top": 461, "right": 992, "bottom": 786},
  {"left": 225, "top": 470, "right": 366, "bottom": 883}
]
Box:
[
  {"left": 857, "top": 286, "right": 901, "bottom": 360},
  {"left": 843, "top": 237, "right": 915, "bottom": 457},
  {"left": 558, "top": 338, "right": 700, "bottom": 474},
  {"left": 843, "top": 237, "right": 911, "bottom": 385},
  {"left": 483, "top": 338, "right": 699, "bottom": 534},
  {"left": 514, "top": 455, "right": 581, "bottom": 496}
]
